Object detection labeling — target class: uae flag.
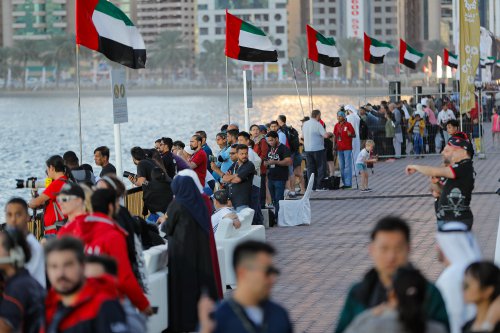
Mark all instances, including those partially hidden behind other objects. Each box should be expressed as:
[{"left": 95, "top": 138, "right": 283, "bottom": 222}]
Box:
[
  {"left": 399, "top": 39, "right": 423, "bottom": 69},
  {"left": 480, "top": 58, "right": 487, "bottom": 68},
  {"left": 364, "top": 33, "right": 393, "bottom": 64},
  {"left": 444, "top": 49, "right": 458, "bottom": 69},
  {"left": 485, "top": 56, "right": 495, "bottom": 65},
  {"left": 76, "top": 0, "right": 146, "bottom": 69},
  {"left": 497, "top": 59, "right": 500, "bottom": 67},
  {"left": 306, "top": 25, "right": 341, "bottom": 67},
  {"left": 225, "top": 11, "right": 277, "bottom": 62}
]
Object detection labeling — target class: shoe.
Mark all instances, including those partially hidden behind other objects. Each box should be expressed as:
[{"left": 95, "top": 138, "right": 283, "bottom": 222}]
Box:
[
  {"left": 316, "top": 188, "right": 329, "bottom": 191},
  {"left": 288, "top": 191, "right": 297, "bottom": 198},
  {"left": 341, "top": 186, "right": 352, "bottom": 189},
  {"left": 265, "top": 203, "right": 274, "bottom": 209},
  {"left": 284, "top": 189, "right": 290, "bottom": 198},
  {"left": 360, "top": 189, "right": 369, "bottom": 193},
  {"left": 364, "top": 188, "right": 373, "bottom": 192}
]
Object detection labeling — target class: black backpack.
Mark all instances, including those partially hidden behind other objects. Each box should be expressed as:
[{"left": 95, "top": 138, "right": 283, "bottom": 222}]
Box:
[{"left": 285, "top": 126, "right": 300, "bottom": 152}]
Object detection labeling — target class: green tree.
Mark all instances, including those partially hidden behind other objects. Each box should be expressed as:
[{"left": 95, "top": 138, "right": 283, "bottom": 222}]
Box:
[
  {"left": 338, "top": 37, "right": 363, "bottom": 79},
  {"left": 11, "top": 40, "right": 42, "bottom": 89},
  {"left": 0, "top": 47, "right": 12, "bottom": 89},
  {"left": 40, "top": 35, "right": 76, "bottom": 87},
  {"left": 149, "top": 31, "right": 189, "bottom": 83},
  {"left": 197, "top": 40, "right": 236, "bottom": 81}
]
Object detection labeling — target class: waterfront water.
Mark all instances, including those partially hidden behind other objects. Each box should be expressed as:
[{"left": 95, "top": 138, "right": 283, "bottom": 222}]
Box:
[{"left": 0, "top": 92, "right": 375, "bottom": 222}]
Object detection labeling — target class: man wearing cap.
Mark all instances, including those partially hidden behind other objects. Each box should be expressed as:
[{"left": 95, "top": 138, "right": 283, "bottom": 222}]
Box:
[
  {"left": 406, "top": 137, "right": 475, "bottom": 230},
  {"left": 56, "top": 183, "right": 87, "bottom": 234},
  {"left": 302, "top": 110, "right": 331, "bottom": 190},
  {"left": 334, "top": 109, "right": 356, "bottom": 189}
]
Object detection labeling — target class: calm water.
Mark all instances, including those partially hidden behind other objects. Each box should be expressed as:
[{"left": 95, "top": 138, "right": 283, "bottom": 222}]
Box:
[{"left": 0, "top": 92, "right": 375, "bottom": 223}]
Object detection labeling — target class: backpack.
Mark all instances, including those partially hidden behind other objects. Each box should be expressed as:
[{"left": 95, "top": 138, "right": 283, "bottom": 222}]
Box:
[{"left": 285, "top": 126, "right": 300, "bottom": 152}]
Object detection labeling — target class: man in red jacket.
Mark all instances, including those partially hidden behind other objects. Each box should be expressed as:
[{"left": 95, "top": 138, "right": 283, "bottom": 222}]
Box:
[
  {"left": 43, "top": 236, "right": 128, "bottom": 333},
  {"left": 334, "top": 110, "right": 356, "bottom": 189},
  {"left": 64, "top": 188, "right": 153, "bottom": 315}
]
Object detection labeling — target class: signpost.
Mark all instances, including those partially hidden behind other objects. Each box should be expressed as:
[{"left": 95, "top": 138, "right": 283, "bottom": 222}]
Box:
[
  {"left": 111, "top": 68, "right": 128, "bottom": 178},
  {"left": 243, "top": 70, "right": 253, "bottom": 131}
]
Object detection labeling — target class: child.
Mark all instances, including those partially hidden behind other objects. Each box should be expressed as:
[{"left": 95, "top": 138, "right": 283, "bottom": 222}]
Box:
[
  {"left": 492, "top": 107, "right": 500, "bottom": 147},
  {"left": 472, "top": 118, "right": 483, "bottom": 153},
  {"left": 355, "top": 140, "right": 378, "bottom": 192},
  {"left": 408, "top": 113, "right": 426, "bottom": 158}
]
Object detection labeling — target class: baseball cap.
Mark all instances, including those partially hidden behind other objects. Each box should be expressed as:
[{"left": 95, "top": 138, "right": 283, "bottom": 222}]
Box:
[
  {"left": 258, "top": 125, "right": 267, "bottom": 132},
  {"left": 448, "top": 137, "right": 474, "bottom": 156},
  {"left": 57, "top": 182, "right": 85, "bottom": 199}
]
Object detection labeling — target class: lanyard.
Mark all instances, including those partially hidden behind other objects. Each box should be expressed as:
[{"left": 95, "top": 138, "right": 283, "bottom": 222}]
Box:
[{"left": 227, "top": 299, "right": 268, "bottom": 333}]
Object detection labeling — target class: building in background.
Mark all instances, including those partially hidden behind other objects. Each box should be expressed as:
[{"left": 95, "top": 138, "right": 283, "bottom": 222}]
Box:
[
  {"left": 1, "top": 0, "right": 76, "bottom": 47},
  {"left": 109, "top": 0, "right": 137, "bottom": 21},
  {"left": 197, "top": 0, "right": 288, "bottom": 79}
]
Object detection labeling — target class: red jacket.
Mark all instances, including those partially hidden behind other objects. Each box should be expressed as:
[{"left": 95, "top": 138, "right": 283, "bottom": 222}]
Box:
[
  {"left": 334, "top": 121, "right": 355, "bottom": 151},
  {"left": 42, "top": 275, "right": 127, "bottom": 333},
  {"left": 58, "top": 212, "right": 150, "bottom": 311}
]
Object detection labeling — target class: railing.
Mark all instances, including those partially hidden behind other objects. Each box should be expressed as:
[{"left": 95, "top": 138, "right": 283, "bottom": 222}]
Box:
[{"left": 28, "top": 187, "right": 145, "bottom": 240}]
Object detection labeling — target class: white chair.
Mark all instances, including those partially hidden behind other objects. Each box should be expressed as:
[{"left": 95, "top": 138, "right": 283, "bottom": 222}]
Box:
[
  {"left": 214, "top": 208, "right": 266, "bottom": 287},
  {"left": 143, "top": 244, "right": 168, "bottom": 275},
  {"left": 278, "top": 173, "right": 315, "bottom": 227},
  {"left": 147, "top": 269, "right": 168, "bottom": 333}
]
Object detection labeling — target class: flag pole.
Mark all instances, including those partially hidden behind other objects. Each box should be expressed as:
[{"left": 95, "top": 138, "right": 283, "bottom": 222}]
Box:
[
  {"left": 225, "top": 56, "right": 230, "bottom": 124},
  {"left": 76, "top": 44, "right": 83, "bottom": 162},
  {"left": 364, "top": 60, "right": 367, "bottom": 104},
  {"left": 290, "top": 60, "right": 305, "bottom": 117}
]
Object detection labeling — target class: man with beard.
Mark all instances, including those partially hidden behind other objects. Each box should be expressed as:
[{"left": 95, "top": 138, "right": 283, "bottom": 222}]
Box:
[
  {"left": 222, "top": 144, "right": 255, "bottom": 213},
  {"left": 179, "top": 135, "right": 208, "bottom": 186},
  {"left": 406, "top": 137, "right": 475, "bottom": 230},
  {"left": 43, "top": 237, "right": 129, "bottom": 333}
]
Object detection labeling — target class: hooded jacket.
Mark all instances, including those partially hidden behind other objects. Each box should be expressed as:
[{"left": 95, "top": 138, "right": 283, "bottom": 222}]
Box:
[
  {"left": 60, "top": 213, "right": 150, "bottom": 311},
  {"left": 43, "top": 275, "right": 128, "bottom": 333}
]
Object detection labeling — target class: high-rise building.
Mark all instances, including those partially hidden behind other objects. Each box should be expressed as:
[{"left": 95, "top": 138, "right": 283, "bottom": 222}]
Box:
[
  {"left": 196, "top": 0, "right": 289, "bottom": 63},
  {"left": 1, "top": 0, "right": 75, "bottom": 47},
  {"left": 135, "top": 0, "right": 196, "bottom": 54},
  {"left": 309, "top": 0, "right": 343, "bottom": 38},
  {"left": 108, "top": 0, "right": 137, "bottom": 21}
]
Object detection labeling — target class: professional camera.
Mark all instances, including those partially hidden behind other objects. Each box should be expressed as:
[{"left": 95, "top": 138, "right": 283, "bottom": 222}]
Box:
[
  {"left": 15, "top": 177, "right": 50, "bottom": 189},
  {"left": 123, "top": 171, "right": 137, "bottom": 178},
  {"left": 208, "top": 155, "right": 218, "bottom": 163}
]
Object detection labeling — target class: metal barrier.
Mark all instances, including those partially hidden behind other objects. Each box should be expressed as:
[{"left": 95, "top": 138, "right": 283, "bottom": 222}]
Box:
[
  {"left": 28, "top": 215, "right": 44, "bottom": 241},
  {"left": 125, "top": 187, "right": 144, "bottom": 218}
]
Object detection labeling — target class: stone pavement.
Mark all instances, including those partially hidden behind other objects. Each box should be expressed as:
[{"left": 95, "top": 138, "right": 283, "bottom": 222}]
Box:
[{"left": 265, "top": 138, "right": 500, "bottom": 332}]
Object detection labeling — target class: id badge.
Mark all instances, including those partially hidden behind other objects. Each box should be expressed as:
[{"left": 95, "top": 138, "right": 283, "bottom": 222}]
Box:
[{"left": 270, "top": 164, "right": 276, "bottom": 168}]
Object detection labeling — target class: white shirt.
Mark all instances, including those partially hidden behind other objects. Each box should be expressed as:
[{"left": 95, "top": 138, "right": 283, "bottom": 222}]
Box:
[
  {"left": 247, "top": 147, "right": 262, "bottom": 188},
  {"left": 277, "top": 130, "right": 287, "bottom": 146},
  {"left": 401, "top": 104, "right": 411, "bottom": 119},
  {"left": 211, "top": 207, "right": 235, "bottom": 234},
  {"left": 356, "top": 148, "right": 370, "bottom": 165},
  {"left": 302, "top": 119, "right": 326, "bottom": 152},
  {"left": 26, "top": 233, "right": 46, "bottom": 288},
  {"left": 438, "top": 109, "right": 456, "bottom": 126}
]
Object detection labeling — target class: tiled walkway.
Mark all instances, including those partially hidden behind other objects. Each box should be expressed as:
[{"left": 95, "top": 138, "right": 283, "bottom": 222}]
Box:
[{"left": 266, "top": 134, "right": 500, "bottom": 332}]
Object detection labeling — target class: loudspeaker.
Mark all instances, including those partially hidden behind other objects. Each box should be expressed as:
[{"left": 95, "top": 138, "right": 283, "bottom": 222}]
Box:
[{"left": 389, "top": 81, "right": 401, "bottom": 102}]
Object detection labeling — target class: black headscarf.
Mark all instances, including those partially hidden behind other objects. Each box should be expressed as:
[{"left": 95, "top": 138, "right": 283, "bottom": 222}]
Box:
[{"left": 171, "top": 175, "right": 210, "bottom": 234}]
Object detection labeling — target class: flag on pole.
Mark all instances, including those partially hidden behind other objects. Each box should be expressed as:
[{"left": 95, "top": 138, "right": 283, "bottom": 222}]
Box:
[
  {"left": 485, "top": 56, "right": 495, "bottom": 65},
  {"left": 497, "top": 59, "right": 500, "bottom": 67},
  {"left": 306, "top": 25, "right": 341, "bottom": 67},
  {"left": 364, "top": 33, "right": 393, "bottom": 64},
  {"left": 443, "top": 49, "right": 458, "bottom": 69},
  {"left": 76, "top": 0, "right": 146, "bottom": 69},
  {"left": 479, "top": 58, "right": 487, "bottom": 68},
  {"left": 399, "top": 39, "right": 423, "bottom": 69},
  {"left": 225, "top": 10, "right": 278, "bottom": 62}
]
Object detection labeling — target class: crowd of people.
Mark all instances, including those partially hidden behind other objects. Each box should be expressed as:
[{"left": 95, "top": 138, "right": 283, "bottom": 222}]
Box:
[{"left": 2, "top": 94, "right": 499, "bottom": 332}]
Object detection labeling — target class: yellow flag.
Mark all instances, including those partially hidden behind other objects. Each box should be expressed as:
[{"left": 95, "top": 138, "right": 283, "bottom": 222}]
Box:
[{"left": 459, "top": 0, "right": 480, "bottom": 114}]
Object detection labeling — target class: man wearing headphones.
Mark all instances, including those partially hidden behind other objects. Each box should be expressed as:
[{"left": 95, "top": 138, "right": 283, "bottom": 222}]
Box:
[{"left": 0, "top": 227, "right": 45, "bottom": 333}]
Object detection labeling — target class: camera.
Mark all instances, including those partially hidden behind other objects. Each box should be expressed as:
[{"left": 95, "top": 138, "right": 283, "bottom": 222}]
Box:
[
  {"left": 123, "top": 171, "right": 137, "bottom": 178},
  {"left": 208, "top": 155, "right": 218, "bottom": 163},
  {"left": 15, "top": 177, "right": 49, "bottom": 189}
]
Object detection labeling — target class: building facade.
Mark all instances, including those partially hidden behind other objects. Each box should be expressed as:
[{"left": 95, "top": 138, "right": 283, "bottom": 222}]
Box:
[{"left": 2, "top": 0, "right": 75, "bottom": 47}]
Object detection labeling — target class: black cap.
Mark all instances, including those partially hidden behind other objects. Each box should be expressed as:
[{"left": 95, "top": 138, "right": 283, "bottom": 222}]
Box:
[
  {"left": 448, "top": 137, "right": 474, "bottom": 157},
  {"left": 56, "top": 182, "right": 85, "bottom": 199}
]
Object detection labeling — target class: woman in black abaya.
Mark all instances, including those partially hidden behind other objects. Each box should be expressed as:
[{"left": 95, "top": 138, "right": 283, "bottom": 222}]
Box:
[{"left": 162, "top": 175, "right": 219, "bottom": 333}]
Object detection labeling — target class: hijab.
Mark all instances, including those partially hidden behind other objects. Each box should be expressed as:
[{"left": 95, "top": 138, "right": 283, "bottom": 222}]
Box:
[{"left": 171, "top": 175, "right": 210, "bottom": 235}]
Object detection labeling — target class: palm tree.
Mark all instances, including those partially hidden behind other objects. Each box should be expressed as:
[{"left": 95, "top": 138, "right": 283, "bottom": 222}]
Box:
[
  {"left": 422, "top": 39, "right": 447, "bottom": 72},
  {"left": 197, "top": 40, "right": 236, "bottom": 81},
  {"left": 149, "top": 31, "right": 189, "bottom": 83},
  {"left": 338, "top": 37, "right": 363, "bottom": 79},
  {"left": 290, "top": 35, "right": 307, "bottom": 64},
  {"left": 0, "top": 47, "right": 12, "bottom": 89},
  {"left": 40, "top": 35, "right": 76, "bottom": 87},
  {"left": 11, "top": 40, "right": 42, "bottom": 89}
]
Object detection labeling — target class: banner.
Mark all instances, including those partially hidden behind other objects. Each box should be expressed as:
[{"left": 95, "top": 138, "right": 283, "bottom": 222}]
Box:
[
  {"left": 459, "top": 0, "right": 480, "bottom": 114},
  {"left": 346, "top": 0, "right": 364, "bottom": 39}
]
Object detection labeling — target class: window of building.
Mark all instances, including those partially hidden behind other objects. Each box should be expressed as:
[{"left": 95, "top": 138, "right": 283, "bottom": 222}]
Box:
[
  {"left": 275, "top": 38, "right": 282, "bottom": 46},
  {"left": 375, "top": 29, "right": 382, "bottom": 35},
  {"left": 374, "top": 6, "right": 381, "bottom": 12},
  {"left": 278, "top": 50, "right": 285, "bottom": 58},
  {"left": 263, "top": 14, "right": 269, "bottom": 21},
  {"left": 276, "top": 26, "right": 285, "bottom": 33},
  {"left": 262, "top": 26, "right": 269, "bottom": 33},
  {"left": 385, "top": 18, "right": 392, "bottom": 24},
  {"left": 386, "top": 29, "right": 392, "bottom": 35},
  {"left": 215, "top": 27, "right": 225, "bottom": 35},
  {"left": 329, "top": 18, "right": 336, "bottom": 24},
  {"left": 329, "top": 7, "right": 336, "bottom": 13},
  {"left": 276, "top": 3, "right": 286, "bottom": 8},
  {"left": 375, "top": 18, "right": 382, "bottom": 24},
  {"left": 329, "top": 30, "right": 336, "bottom": 35},
  {"left": 200, "top": 27, "right": 208, "bottom": 35},
  {"left": 197, "top": 4, "right": 208, "bottom": 10},
  {"left": 385, "top": 6, "right": 392, "bottom": 12},
  {"left": 202, "top": 15, "right": 209, "bottom": 22},
  {"left": 274, "top": 13, "right": 281, "bottom": 21}
]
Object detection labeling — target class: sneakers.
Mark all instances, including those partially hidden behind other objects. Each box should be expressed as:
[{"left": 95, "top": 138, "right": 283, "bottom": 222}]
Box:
[
  {"left": 360, "top": 188, "right": 373, "bottom": 193},
  {"left": 340, "top": 185, "right": 352, "bottom": 190}
]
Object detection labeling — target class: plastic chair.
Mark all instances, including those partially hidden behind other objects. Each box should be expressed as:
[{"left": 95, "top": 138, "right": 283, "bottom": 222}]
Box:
[{"left": 278, "top": 173, "right": 315, "bottom": 227}]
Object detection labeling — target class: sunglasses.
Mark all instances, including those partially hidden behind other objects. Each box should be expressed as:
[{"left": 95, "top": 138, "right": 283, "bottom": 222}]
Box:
[
  {"left": 246, "top": 264, "right": 280, "bottom": 276},
  {"left": 56, "top": 195, "right": 78, "bottom": 203}
]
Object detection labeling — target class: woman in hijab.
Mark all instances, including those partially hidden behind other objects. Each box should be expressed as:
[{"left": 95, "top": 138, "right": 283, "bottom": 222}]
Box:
[{"left": 161, "top": 174, "right": 220, "bottom": 332}]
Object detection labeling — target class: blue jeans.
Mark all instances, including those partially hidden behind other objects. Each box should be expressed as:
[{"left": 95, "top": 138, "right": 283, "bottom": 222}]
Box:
[
  {"left": 337, "top": 150, "right": 352, "bottom": 187},
  {"left": 267, "top": 179, "right": 286, "bottom": 218},
  {"left": 413, "top": 133, "right": 423, "bottom": 155}
]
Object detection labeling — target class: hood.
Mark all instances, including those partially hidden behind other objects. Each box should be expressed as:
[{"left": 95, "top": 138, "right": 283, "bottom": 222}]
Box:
[
  {"left": 79, "top": 213, "right": 127, "bottom": 242},
  {"left": 177, "top": 169, "right": 204, "bottom": 193},
  {"left": 436, "top": 228, "right": 482, "bottom": 266}
]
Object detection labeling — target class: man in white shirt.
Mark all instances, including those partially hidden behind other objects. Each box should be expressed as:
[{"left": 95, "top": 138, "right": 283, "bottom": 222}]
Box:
[
  {"left": 211, "top": 190, "right": 241, "bottom": 234},
  {"left": 302, "top": 109, "right": 331, "bottom": 190},
  {"left": 4, "top": 197, "right": 46, "bottom": 288},
  {"left": 438, "top": 103, "right": 457, "bottom": 144}
]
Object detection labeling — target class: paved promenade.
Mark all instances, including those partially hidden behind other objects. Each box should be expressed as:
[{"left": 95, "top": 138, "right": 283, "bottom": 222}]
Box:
[{"left": 266, "top": 141, "right": 500, "bottom": 332}]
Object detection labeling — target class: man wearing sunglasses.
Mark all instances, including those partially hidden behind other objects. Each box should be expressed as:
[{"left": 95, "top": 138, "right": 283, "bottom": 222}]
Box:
[
  {"left": 56, "top": 183, "right": 88, "bottom": 236},
  {"left": 406, "top": 137, "right": 475, "bottom": 230},
  {"left": 198, "top": 240, "right": 293, "bottom": 333}
]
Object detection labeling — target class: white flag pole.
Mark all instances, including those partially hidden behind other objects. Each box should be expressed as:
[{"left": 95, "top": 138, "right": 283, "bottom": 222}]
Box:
[{"left": 76, "top": 44, "right": 83, "bottom": 162}]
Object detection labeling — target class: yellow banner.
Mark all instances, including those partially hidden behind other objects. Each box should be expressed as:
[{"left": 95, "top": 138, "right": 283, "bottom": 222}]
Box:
[{"left": 459, "top": 0, "right": 480, "bottom": 114}]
